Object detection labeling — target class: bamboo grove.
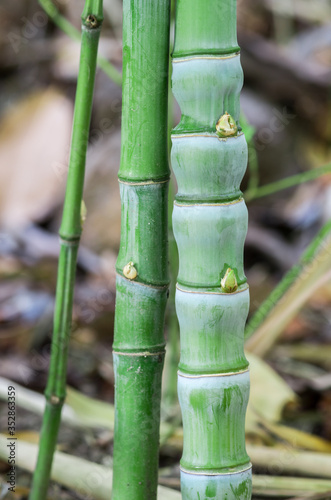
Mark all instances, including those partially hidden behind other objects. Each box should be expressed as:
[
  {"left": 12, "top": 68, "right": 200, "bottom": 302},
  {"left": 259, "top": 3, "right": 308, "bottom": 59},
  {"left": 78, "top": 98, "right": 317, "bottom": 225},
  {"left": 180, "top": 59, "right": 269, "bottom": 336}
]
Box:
[
  {"left": 29, "top": 0, "right": 253, "bottom": 498},
  {"left": 111, "top": 1, "right": 171, "bottom": 499},
  {"left": 29, "top": 1, "right": 103, "bottom": 498},
  {"left": 171, "top": 0, "right": 252, "bottom": 498}
]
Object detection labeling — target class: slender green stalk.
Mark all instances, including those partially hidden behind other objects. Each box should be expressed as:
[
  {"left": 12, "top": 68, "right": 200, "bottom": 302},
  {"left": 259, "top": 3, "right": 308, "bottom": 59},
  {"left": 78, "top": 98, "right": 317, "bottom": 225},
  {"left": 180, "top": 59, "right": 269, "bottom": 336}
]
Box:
[
  {"left": 245, "top": 220, "right": 331, "bottom": 356},
  {"left": 171, "top": 1, "right": 251, "bottom": 498},
  {"left": 245, "top": 220, "right": 331, "bottom": 339},
  {"left": 29, "top": 2, "right": 103, "bottom": 498},
  {"left": 245, "top": 162, "right": 331, "bottom": 201},
  {"left": 39, "top": 0, "right": 122, "bottom": 86},
  {"left": 111, "top": 1, "right": 171, "bottom": 499}
]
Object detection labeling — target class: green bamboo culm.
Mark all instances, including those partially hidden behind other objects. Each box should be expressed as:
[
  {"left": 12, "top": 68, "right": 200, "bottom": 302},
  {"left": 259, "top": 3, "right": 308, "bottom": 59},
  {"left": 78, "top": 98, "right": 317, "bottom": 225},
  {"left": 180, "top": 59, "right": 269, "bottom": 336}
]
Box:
[
  {"left": 29, "top": 2, "right": 103, "bottom": 498},
  {"left": 171, "top": 1, "right": 252, "bottom": 498},
  {"left": 111, "top": 1, "right": 171, "bottom": 499}
]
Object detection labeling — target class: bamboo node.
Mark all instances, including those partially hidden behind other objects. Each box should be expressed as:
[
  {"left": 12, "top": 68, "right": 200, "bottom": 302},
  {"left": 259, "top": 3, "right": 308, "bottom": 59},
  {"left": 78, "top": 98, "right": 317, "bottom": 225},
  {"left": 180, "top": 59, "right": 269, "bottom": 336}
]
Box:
[
  {"left": 216, "top": 112, "right": 238, "bottom": 138},
  {"left": 85, "top": 14, "right": 98, "bottom": 28},
  {"left": 50, "top": 395, "right": 61, "bottom": 405},
  {"left": 123, "top": 261, "right": 138, "bottom": 280}
]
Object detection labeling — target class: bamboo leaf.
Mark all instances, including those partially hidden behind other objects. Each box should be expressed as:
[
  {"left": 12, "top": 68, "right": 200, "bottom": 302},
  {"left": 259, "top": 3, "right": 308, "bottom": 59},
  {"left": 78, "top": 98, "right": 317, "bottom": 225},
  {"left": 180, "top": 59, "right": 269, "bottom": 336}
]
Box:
[
  {"left": 260, "top": 421, "right": 331, "bottom": 454},
  {"left": 252, "top": 475, "right": 331, "bottom": 498},
  {"left": 247, "top": 445, "right": 331, "bottom": 479},
  {"left": 66, "top": 386, "right": 114, "bottom": 430},
  {"left": 247, "top": 353, "right": 296, "bottom": 423}
]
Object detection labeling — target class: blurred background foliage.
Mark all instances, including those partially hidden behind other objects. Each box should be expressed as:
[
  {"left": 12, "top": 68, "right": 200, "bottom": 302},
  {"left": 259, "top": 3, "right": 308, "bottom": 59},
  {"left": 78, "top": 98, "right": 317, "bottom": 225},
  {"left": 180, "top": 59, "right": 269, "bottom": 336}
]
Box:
[{"left": 1, "top": 0, "right": 331, "bottom": 498}]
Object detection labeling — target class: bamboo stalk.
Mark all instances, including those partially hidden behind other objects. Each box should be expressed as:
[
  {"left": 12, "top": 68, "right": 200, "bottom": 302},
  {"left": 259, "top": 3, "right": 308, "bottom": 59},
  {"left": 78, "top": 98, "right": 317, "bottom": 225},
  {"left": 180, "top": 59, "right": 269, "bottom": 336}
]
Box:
[
  {"left": 39, "top": 0, "right": 122, "bottom": 85},
  {"left": 111, "top": 1, "right": 171, "bottom": 499},
  {"left": 245, "top": 163, "right": 331, "bottom": 202},
  {"left": 171, "top": 0, "right": 251, "bottom": 498},
  {"left": 245, "top": 220, "right": 331, "bottom": 355},
  {"left": 28, "top": 2, "right": 103, "bottom": 498}
]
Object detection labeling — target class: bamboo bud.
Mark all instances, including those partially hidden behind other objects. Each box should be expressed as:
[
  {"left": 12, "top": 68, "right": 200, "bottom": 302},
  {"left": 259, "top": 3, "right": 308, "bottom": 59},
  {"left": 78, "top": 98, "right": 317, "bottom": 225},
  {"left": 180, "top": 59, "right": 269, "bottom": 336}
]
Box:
[
  {"left": 123, "top": 261, "right": 137, "bottom": 280},
  {"left": 216, "top": 112, "right": 238, "bottom": 138},
  {"left": 80, "top": 200, "right": 87, "bottom": 227},
  {"left": 221, "top": 267, "right": 238, "bottom": 293}
]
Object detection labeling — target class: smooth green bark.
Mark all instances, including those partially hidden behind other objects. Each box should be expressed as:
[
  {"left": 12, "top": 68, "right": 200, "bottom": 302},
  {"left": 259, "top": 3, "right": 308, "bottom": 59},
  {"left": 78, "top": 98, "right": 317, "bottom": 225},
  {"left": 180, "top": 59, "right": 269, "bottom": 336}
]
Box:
[
  {"left": 112, "top": 1, "right": 171, "bottom": 499},
  {"left": 29, "top": 2, "right": 102, "bottom": 499},
  {"left": 171, "top": 0, "right": 252, "bottom": 498}
]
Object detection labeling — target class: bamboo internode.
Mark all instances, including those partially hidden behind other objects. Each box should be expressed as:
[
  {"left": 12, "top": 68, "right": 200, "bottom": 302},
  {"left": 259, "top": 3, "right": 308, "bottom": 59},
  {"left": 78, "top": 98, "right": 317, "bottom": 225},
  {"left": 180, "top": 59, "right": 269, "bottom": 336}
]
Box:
[{"left": 171, "top": 1, "right": 252, "bottom": 498}]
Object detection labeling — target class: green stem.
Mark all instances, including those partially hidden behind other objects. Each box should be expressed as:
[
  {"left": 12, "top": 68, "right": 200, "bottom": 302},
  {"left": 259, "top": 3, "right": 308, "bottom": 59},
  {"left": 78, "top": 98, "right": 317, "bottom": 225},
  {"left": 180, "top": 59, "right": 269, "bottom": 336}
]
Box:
[
  {"left": 245, "top": 220, "right": 331, "bottom": 357},
  {"left": 245, "top": 163, "right": 331, "bottom": 202},
  {"left": 111, "top": 1, "right": 171, "bottom": 499},
  {"left": 245, "top": 219, "right": 331, "bottom": 340},
  {"left": 171, "top": 0, "right": 251, "bottom": 498},
  {"left": 29, "top": 2, "right": 103, "bottom": 499},
  {"left": 163, "top": 175, "right": 180, "bottom": 409},
  {"left": 38, "top": 0, "right": 122, "bottom": 86}
]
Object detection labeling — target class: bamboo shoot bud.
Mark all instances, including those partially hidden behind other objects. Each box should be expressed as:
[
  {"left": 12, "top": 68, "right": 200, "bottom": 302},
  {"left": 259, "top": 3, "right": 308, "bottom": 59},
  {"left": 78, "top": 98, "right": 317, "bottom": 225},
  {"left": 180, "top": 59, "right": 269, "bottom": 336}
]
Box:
[
  {"left": 80, "top": 200, "right": 87, "bottom": 227},
  {"left": 221, "top": 267, "right": 238, "bottom": 293},
  {"left": 123, "top": 261, "right": 138, "bottom": 280},
  {"left": 216, "top": 112, "right": 238, "bottom": 138}
]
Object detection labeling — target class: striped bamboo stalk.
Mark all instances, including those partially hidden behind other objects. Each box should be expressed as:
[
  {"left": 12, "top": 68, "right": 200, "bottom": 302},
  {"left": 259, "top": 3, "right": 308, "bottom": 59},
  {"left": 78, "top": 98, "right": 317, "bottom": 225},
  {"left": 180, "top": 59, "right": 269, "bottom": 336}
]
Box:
[
  {"left": 171, "top": 1, "right": 252, "bottom": 498},
  {"left": 111, "top": 1, "right": 171, "bottom": 499},
  {"left": 29, "top": 1, "right": 103, "bottom": 498}
]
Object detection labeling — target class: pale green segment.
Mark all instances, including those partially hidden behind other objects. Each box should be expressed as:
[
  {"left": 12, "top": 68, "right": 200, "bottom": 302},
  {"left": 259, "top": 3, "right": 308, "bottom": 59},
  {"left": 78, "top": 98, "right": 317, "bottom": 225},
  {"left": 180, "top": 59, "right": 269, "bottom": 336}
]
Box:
[
  {"left": 172, "top": 200, "right": 248, "bottom": 288},
  {"left": 116, "top": 182, "right": 169, "bottom": 286},
  {"left": 172, "top": 56, "right": 243, "bottom": 134},
  {"left": 181, "top": 469, "right": 252, "bottom": 500},
  {"left": 178, "top": 371, "right": 250, "bottom": 471},
  {"left": 171, "top": 134, "right": 248, "bottom": 202},
  {"left": 176, "top": 288, "right": 249, "bottom": 374},
  {"left": 173, "top": 0, "right": 238, "bottom": 57}
]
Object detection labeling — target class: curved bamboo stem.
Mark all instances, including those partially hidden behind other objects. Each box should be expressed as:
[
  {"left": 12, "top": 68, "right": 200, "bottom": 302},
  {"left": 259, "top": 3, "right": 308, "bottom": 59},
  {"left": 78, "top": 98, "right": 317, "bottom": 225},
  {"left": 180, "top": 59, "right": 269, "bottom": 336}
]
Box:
[
  {"left": 171, "top": 1, "right": 252, "bottom": 498},
  {"left": 29, "top": 2, "right": 103, "bottom": 498},
  {"left": 111, "top": 1, "right": 171, "bottom": 499}
]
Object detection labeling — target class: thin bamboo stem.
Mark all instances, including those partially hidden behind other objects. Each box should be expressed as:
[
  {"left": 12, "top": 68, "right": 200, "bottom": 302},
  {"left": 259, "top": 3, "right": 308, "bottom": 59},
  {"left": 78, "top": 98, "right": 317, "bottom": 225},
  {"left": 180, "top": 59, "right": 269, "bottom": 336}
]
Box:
[
  {"left": 245, "top": 163, "right": 331, "bottom": 201},
  {"left": 171, "top": 0, "right": 251, "bottom": 498},
  {"left": 38, "top": 0, "right": 122, "bottom": 86},
  {"left": 245, "top": 220, "right": 331, "bottom": 355},
  {"left": 28, "top": 2, "right": 103, "bottom": 498},
  {"left": 111, "top": 1, "right": 171, "bottom": 499}
]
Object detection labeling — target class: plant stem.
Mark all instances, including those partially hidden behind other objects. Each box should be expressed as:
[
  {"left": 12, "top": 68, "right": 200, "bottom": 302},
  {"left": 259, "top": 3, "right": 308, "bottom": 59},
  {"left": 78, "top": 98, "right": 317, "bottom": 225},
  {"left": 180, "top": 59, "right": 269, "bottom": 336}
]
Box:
[
  {"left": 245, "top": 220, "right": 331, "bottom": 354},
  {"left": 28, "top": 2, "right": 103, "bottom": 499},
  {"left": 38, "top": 0, "right": 122, "bottom": 86},
  {"left": 171, "top": 0, "right": 251, "bottom": 498},
  {"left": 245, "top": 162, "right": 331, "bottom": 201},
  {"left": 111, "top": 0, "right": 171, "bottom": 498}
]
